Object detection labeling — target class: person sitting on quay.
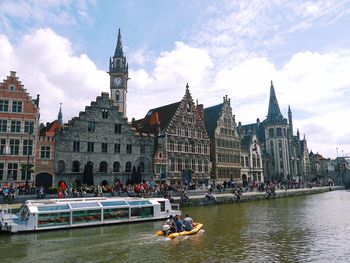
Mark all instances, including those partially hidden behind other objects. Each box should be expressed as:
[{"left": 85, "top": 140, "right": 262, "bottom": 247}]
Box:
[
  {"left": 183, "top": 214, "right": 194, "bottom": 231},
  {"left": 174, "top": 215, "right": 184, "bottom": 232}
]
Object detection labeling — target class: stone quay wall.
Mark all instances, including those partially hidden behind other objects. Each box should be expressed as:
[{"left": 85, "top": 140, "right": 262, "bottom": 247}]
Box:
[{"left": 174, "top": 186, "right": 344, "bottom": 207}]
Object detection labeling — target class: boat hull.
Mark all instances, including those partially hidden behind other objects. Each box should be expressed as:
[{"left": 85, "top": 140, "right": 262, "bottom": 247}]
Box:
[{"left": 156, "top": 223, "right": 203, "bottom": 238}]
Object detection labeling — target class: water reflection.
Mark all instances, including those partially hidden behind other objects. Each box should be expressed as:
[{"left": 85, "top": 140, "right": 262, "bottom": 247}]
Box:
[{"left": 1, "top": 191, "right": 350, "bottom": 262}]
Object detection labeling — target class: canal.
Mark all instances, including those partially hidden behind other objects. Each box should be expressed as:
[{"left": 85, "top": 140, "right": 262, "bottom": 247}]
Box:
[{"left": 1, "top": 190, "right": 349, "bottom": 262}]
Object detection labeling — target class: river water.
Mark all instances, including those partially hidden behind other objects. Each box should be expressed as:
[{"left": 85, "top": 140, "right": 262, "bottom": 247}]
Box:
[{"left": 1, "top": 190, "right": 349, "bottom": 263}]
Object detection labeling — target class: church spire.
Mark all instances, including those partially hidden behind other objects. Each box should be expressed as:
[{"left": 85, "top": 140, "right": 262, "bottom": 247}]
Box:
[
  {"left": 114, "top": 28, "right": 124, "bottom": 57},
  {"left": 288, "top": 105, "right": 293, "bottom": 136},
  {"left": 267, "top": 80, "right": 283, "bottom": 122},
  {"left": 58, "top": 103, "right": 63, "bottom": 125}
]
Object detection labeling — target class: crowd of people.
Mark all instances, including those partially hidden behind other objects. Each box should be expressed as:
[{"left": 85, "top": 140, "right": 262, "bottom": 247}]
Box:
[{"left": 0, "top": 177, "right": 334, "bottom": 203}]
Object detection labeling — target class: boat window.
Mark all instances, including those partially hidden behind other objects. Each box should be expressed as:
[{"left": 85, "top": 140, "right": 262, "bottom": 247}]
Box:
[
  {"left": 70, "top": 202, "right": 100, "bottom": 209},
  {"left": 103, "top": 208, "right": 129, "bottom": 221},
  {"left": 158, "top": 201, "right": 166, "bottom": 212},
  {"left": 38, "top": 212, "right": 70, "bottom": 227},
  {"left": 100, "top": 201, "right": 128, "bottom": 207},
  {"left": 38, "top": 205, "right": 70, "bottom": 212},
  {"left": 127, "top": 200, "right": 152, "bottom": 206},
  {"left": 72, "top": 210, "right": 101, "bottom": 224},
  {"left": 130, "top": 206, "right": 154, "bottom": 218}
]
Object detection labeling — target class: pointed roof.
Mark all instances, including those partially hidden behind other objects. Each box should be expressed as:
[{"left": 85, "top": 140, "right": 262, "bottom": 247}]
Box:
[
  {"left": 58, "top": 103, "right": 63, "bottom": 125},
  {"left": 137, "top": 102, "right": 181, "bottom": 134},
  {"left": 114, "top": 28, "right": 124, "bottom": 57},
  {"left": 266, "top": 81, "right": 283, "bottom": 122},
  {"left": 204, "top": 103, "right": 223, "bottom": 137}
]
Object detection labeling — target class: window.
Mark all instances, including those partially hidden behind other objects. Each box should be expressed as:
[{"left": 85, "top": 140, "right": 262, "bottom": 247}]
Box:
[
  {"left": 113, "top": 161, "right": 120, "bottom": 172},
  {"left": 101, "top": 143, "right": 108, "bottom": 153},
  {"left": 9, "top": 85, "right": 15, "bottom": 92},
  {"left": 0, "top": 163, "right": 3, "bottom": 181},
  {"left": 0, "top": 100, "right": 9, "bottom": 112},
  {"left": 11, "top": 120, "right": 21, "bottom": 133},
  {"left": 24, "top": 121, "right": 34, "bottom": 134},
  {"left": 126, "top": 144, "right": 132, "bottom": 154},
  {"left": 115, "top": 124, "right": 122, "bottom": 134},
  {"left": 12, "top": 101, "right": 23, "bottom": 113},
  {"left": 7, "top": 163, "right": 18, "bottom": 181},
  {"left": 177, "top": 158, "right": 182, "bottom": 171},
  {"left": 99, "top": 161, "right": 107, "bottom": 172},
  {"left": 0, "top": 120, "right": 7, "bottom": 132},
  {"left": 87, "top": 142, "right": 94, "bottom": 152},
  {"left": 9, "top": 139, "right": 19, "bottom": 155},
  {"left": 191, "top": 159, "right": 196, "bottom": 171},
  {"left": 269, "top": 128, "right": 274, "bottom": 137},
  {"left": 277, "top": 128, "right": 282, "bottom": 136},
  {"left": 198, "top": 159, "right": 202, "bottom": 172},
  {"left": 58, "top": 160, "right": 65, "bottom": 173},
  {"left": 73, "top": 141, "right": 80, "bottom": 152},
  {"left": 114, "top": 143, "right": 121, "bottom": 153},
  {"left": 72, "top": 161, "right": 80, "bottom": 172},
  {"left": 88, "top": 121, "right": 95, "bottom": 132},
  {"left": 116, "top": 91, "right": 120, "bottom": 101},
  {"left": 102, "top": 109, "right": 109, "bottom": 119},
  {"left": 0, "top": 139, "right": 6, "bottom": 155},
  {"left": 40, "top": 146, "right": 50, "bottom": 159},
  {"left": 140, "top": 144, "right": 145, "bottom": 154},
  {"left": 23, "top": 140, "right": 33, "bottom": 156},
  {"left": 169, "top": 158, "right": 175, "bottom": 172},
  {"left": 125, "top": 162, "right": 132, "bottom": 173}
]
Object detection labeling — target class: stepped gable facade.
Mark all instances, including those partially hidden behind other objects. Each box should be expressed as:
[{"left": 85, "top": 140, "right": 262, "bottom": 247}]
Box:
[
  {"left": 0, "top": 71, "right": 39, "bottom": 184},
  {"left": 54, "top": 92, "right": 154, "bottom": 185},
  {"left": 135, "top": 84, "right": 210, "bottom": 184},
  {"left": 203, "top": 95, "right": 241, "bottom": 182},
  {"left": 54, "top": 30, "right": 154, "bottom": 186}
]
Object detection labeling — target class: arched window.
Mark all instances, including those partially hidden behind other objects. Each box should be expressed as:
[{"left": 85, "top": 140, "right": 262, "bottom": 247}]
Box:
[
  {"left": 113, "top": 161, "right": 120, "bottom": 172},
  {"left": 58, "top": 160, "right": 65, "bottom": 173},
  {"left": 125, "top": 162, "right": 132, "bottom": 173},
  {"left": 99, "top": 161, "right": 107, "bottom": 172},
  {"left": 72, "top": 160, "right": 80, "bottom": 172},
  {"left": 139, "top": 162, "right": 145, "bottom": 173}
]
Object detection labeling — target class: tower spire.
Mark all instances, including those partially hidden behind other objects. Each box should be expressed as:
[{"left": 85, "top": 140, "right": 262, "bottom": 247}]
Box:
[
  {"left": 267, "top": 80, "right": 283, "bottom": 122},
  {"left": 58, "top": 103, "right": 63, "bottom": 125},
  {"left": 114, "top": 28, "right": 124, "bottom": 57},
  {"left": 288, "top": 105, "right": 293, "bottom": 136}
]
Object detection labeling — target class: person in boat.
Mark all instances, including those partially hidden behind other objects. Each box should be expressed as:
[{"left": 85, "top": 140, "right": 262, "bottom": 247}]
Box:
[
  {"left": 174, "top": 215, "right": 184, "bottom": 232},
  {"left": 183, "top": 214, "right": 194, "bottom": 231},
  {"left": 165, "top": 215, "right": 176, "bottom": 233}
]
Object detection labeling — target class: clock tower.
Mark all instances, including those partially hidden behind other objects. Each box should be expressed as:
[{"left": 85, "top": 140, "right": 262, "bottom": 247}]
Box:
[{"left": 109, "top": 29, "right": 129, "bottom": 116}]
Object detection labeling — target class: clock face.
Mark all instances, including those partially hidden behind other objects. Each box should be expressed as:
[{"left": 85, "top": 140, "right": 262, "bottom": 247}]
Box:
[{"left": 114, "top": 77, "right": 122, "bottom": 86}]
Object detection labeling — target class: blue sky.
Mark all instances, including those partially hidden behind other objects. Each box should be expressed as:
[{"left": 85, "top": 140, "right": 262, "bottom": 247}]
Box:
[{"left": 1, "top": 0, "right": 350, "bottom": 158}]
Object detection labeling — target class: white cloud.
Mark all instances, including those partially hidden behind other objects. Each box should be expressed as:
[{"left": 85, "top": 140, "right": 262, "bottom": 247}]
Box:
[
  {"left": 128, "top": 42, "right": 214, "bottom": 118},
  {"left": 0, "top": 28, "right": 109, "bottom": 123},
  {"left": 2, "top": 28, "right": 348, "bottom": 158}
]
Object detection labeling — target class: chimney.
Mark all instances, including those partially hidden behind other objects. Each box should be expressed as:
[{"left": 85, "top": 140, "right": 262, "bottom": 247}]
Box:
[{"left": 196, "top": 104, "right": 204, "bottom": 120}]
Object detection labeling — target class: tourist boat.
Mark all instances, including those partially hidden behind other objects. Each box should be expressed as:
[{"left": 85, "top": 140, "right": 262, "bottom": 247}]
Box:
[
  {"left": 0, "top": 196, "right": 181, "bottom": 233},
  {"left": 155, "top": 223, "right": 204, "bottom": 239}
]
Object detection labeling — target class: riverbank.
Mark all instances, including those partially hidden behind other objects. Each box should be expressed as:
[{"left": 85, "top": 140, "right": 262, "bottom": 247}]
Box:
[
  {"left": 173, "top": 186, "right": 345, "bottom": 207},
  {"left": 0, "top": 186, "right": 344, "bottom": 211}
]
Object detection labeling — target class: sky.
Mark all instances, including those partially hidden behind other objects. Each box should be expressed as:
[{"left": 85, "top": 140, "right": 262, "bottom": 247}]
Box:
[{"left": 0, "top": 0, "right": 349, "bottom": 158}]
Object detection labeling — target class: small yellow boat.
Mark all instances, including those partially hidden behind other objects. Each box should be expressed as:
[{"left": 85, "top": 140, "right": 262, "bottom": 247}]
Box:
[{"left": 155, "top": 223, "right": 204, "bottom": 239}]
